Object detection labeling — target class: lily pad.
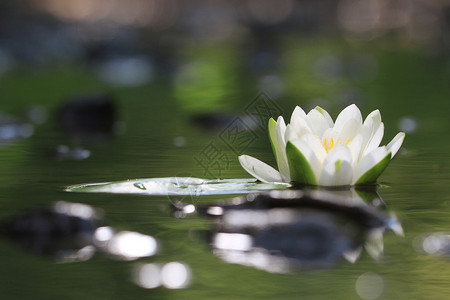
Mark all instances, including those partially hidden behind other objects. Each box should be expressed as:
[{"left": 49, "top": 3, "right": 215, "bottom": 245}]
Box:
[{"left": 65, "top": 177, "right": 291, "bottom": 195}]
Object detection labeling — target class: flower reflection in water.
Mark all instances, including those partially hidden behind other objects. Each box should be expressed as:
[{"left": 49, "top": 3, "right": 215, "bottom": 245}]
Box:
[{"left": 202, "top": 189, "right": 402, "bottom": 273}]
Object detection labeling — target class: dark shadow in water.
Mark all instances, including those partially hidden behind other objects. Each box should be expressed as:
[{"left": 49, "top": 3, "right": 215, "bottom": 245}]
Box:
[
  {"left": 0, "top": 201, "right": 100, "bottom": 262},
  {"left": 0, "top": 201, "right": 191, "bottom": 289},
  {"left": 194, "top": 189, "right": 402, "bottom": 273},
  {"left": 57, "top": 94, "right": 121, "bottom": 144},
  {"left": 46, "top": 93, "right": 124, "bottom": 161},
  {"left": 0, "top": 201, "right": 158, "bottom": 263}
]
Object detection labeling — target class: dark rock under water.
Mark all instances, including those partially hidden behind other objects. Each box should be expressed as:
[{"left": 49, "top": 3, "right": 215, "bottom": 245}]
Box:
[
  {"left": 57, "top": 94, "right": 118, "bottom": 142},
  {"left": 0, "top": 204, "right": 99, "bottom": 259}
]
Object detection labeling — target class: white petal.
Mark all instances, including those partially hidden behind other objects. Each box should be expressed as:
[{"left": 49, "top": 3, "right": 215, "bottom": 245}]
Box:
[
  {"left": 334, "top": 104, "right": 363, "bottom": 133},
  {"left": 276, "top": 116, "right": 287, "bottom": 147},
  {"left": 314, "top": 106, "right": 334, "bottom": 127},
  {"left": 386, "top": 132, "right": 405, "bottom": 158},
  {"left": 363, "top": 109, "right": 381, "bottom": 128},
  {"left": 291, "top": 116, "right": 312, "bottom": 138},
  {"left": 275, "top": 116, "right": 290, "bottom": 181},
  {"left": 288, "top": 138, "right": 322, "bottom": 182},
  {"left": 359, "top": 116, "right": 373, "bottom": 152},
  {"left": 238, "top": 155, "right": 284, "bottom": 183},
  {"left": 284, "top": 124, "right": 298, "bottom": 142},
  {"left": 306, "top": 109, "right": 330, "bottom": 138},
  {"left": 300, "top": 133, "right": 327, "bottom": 163},
  {"left": 290, "top": 106, "right": 307, "bottom": 124},
  {"left": 322, "top": 128, "right": 340, "bottom": 140},
  {"left": 348, "top": 134, "right": 363, "bottom": 165},
  {"left": 352, "top": 146, "right": 389, "bottom": 184},
  {"left": 360, "top": 110, "right": 382, "bottom": 154},
  {"left": 363, "top": 122, "right": 384, "bottom": 156},
  {"left": 339, "top": 118, "right": 361, "bottom": 142},
  {"left": 319, "top": 145, "right": 353, "bottom": 186}
]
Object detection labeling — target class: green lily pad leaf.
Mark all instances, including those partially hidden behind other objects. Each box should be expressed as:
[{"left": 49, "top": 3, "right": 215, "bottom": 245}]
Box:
[
  {"left": 65, "top": 177, "right": 291, "bottom": 195},
  {"left": 355, "top": 152, "right": 392, "bottom": 185},
  {"left": 285, "top": 141, "right": 317, "bottom": 185}
]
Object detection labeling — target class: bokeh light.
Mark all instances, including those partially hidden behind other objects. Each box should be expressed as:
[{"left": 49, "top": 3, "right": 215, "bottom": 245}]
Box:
[
  {"left": 93, "top": 226, "right": 115, "bottom": 247},
  {"left": 106, "top": 231, "right": 158, "bottom": 260},
  {"left": 133, "top": 262, "right": 192, "bottom": 289},
  {"left": 161, "top": 262, "right": 192, "bottom": 289},
  {"left": 414, "top": 232, "right": 450, "bottom": 256},
  {"left": 53, "top": 201, "right": 99, "bottom": 220},
  {"left": 213, "top": 233, "right": 253, "bottom": 251},
  {"left": 398, "top": 117, "right": 418, "bottom": 134},
  {"left": 355, "top": 272, "right": 384, "bottom": 300},
  {"left": 133, "top": 263, "right": 162, "bottom": 289}
]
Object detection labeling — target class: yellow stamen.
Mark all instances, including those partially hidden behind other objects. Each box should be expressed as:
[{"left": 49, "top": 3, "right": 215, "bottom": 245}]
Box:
[
  {"left": 322, "top": 137, "right": 328, "bottom": 153},
  {"left": 322, "top": 137, "right": 350, "bottom": 153}
]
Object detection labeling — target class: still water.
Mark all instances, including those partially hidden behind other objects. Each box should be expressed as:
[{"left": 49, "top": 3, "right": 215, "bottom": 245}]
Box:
[{"left": 0, "top": 39, "right": 449, "bottom": 299}]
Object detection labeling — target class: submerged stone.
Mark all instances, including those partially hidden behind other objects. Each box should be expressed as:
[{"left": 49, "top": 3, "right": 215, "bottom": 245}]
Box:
[{"left": 57, "top": 94, "right": 119, "bottom": 142}]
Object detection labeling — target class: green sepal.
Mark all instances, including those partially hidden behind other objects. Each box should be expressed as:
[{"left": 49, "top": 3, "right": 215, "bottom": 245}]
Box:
[
  {"left": 355, "top": 152, "right": 392, "bottom": 185},
  {"left": 285, "top": 141, "right": 317, "bottom": 185},
  {"left": 268, "top": 118, "right": 281, "bottom": 166}
]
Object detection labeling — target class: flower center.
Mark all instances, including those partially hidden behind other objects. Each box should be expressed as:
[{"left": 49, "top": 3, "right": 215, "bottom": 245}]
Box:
[{"left": 322, "top": 137, "right": 350, "bottom": 153}]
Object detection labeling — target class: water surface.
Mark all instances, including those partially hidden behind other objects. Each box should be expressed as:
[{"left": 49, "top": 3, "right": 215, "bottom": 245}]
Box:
[{"left": 0, "top": 39, "right": 449, "bottom": 299}]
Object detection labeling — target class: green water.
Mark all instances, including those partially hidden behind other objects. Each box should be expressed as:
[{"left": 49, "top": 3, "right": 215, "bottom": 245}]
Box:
[{"left": 0, "top": 38, "right": 449, "bottom": 299}]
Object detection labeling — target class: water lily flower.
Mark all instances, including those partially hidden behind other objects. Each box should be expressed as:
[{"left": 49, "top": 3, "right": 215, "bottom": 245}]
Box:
[{"left": 238, "top": 104, "right": 405, "bottom": 186}]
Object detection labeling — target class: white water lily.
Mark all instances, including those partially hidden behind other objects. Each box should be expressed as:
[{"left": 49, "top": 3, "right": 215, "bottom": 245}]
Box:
[{"left": 239, "top": 104, "right": 405, "bottom": 186}]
